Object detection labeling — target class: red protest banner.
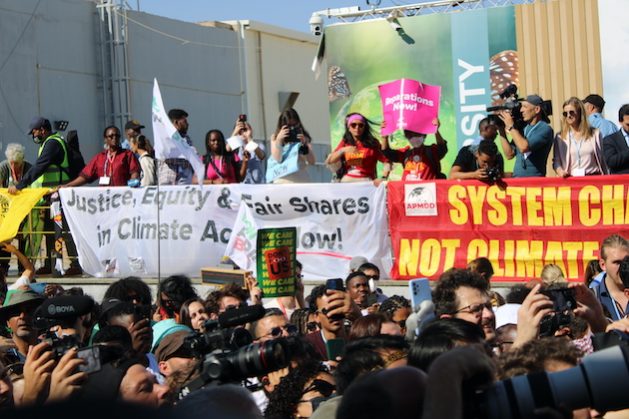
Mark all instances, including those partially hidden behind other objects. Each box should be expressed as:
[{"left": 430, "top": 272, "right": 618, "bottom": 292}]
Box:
[{"left": 387, "top": 175, "right": 629, "bottom": 282}]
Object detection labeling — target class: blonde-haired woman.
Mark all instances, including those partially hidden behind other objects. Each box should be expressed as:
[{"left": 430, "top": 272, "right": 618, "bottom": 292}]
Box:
[{"left": 553, "top": 97, "right": 607, "bottom": 177}]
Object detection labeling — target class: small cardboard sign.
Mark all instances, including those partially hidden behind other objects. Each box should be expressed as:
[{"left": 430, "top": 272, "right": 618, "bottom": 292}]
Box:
[{"left": 256, "top": 227, "right": 297, "bottom": 298}]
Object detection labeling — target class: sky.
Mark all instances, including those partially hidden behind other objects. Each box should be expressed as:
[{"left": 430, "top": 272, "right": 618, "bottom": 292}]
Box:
[{"left": 136, "top": 0, "right": 417, "bottom": 34}]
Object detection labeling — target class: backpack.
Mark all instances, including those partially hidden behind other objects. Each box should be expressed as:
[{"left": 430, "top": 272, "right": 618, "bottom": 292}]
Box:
[{"left": 64, "top": 130, "right": 86, "bottom": 179}]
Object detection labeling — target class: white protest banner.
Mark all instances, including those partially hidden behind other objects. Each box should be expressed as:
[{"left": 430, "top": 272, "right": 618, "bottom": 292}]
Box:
[
  {"left": 152, "top": 78, "right": 205, "bottom": 183},
  {"left": 60, "top": 183, "right": 392, "bottom": 279},
  {"left": 225, "top": 182, "right": 392, "bottom": 279}
]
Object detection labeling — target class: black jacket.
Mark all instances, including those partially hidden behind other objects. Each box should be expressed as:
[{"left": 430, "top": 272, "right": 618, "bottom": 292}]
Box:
[{"left": 602, "top": 130, "right": 629, "bottom": 174}]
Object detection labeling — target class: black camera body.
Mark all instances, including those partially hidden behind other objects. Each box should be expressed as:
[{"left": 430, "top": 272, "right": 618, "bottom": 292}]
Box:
[
  {"left": 41, "top": 332, "right": 80, "bottom": 359},
  {"left": 485, "top": 166, "right": 501, "bottom": 184},
  {"left": 538, "top": 287, "right": 577, "bottom": 337},
  {"left": 286, "top": 126, "right": 301, "bottom": 143},
  {"left": 486, "top": 84, "right": 525, "bottom": 132}
]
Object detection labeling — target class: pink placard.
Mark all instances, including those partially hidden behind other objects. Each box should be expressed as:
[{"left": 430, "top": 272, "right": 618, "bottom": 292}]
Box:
[{"left": 379, "top": 79, "right": 441, "bottom": 136}]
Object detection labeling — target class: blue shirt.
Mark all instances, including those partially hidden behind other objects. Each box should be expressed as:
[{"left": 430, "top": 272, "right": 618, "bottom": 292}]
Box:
[
  {"left": 588, "top": 113, "right": 618, "bottom": 139},
  {"left": 512, "top": 120, "right": 553, "bottom": 177}
]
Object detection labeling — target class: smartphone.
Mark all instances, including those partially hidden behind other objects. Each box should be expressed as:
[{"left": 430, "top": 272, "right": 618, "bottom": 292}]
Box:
[
  {"left": 325, "top": 278, "right": 345, "bottom": 292},
  {"left": 366, "top": 293, "right": 378, "bottom": 307},
  {"left": 238, "top": 114, "right": 247, "bottom": 122},
  {"left": 325, "top": 338, "right": 346, "bottom": 361},
  {"left": 76, "top": 346, "right": 102, "bottom": 374},
  {"left": 408, "top": 278, "right": 432, "bottom": 311}
]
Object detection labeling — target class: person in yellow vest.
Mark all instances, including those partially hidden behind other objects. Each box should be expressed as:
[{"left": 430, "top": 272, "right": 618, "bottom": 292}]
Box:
[{"left": 8, "top": 117, "right": 82, "bottom": 277}]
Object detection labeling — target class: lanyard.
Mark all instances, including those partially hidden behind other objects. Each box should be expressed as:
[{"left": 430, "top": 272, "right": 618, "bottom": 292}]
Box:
[
  {"left": 569, "top": 131, "right": 583, "bottom": 167},
  {"left": 103, "top": 152, "right": 116, "bottom": 177}
]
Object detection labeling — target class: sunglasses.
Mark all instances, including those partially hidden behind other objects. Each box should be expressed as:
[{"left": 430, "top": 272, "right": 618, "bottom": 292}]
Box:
[
  {"left": 106, "top": 133, "right": 121, "bottom": 138},
  {"left": 264, "top": 324, "right": 298, "bottom": 338},
  {"left": 366, "top": 275, "right": 380, "bottom": 281},
  {"left": 349, "top": 123, "right": 365, "bottom": 128},
  {"left": 562, "top": 110, "right": 578, "bottom": 118}
]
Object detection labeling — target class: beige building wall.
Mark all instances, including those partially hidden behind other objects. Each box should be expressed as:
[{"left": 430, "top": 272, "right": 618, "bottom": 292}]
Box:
[
  {"left": 200, "top": 20, "right": 331, "bottom": 180},
  {"left": 515, "top": 0, "right": 603, "bottom": 134}
]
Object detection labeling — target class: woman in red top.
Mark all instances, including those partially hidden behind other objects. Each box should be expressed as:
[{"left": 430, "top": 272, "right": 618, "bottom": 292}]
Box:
[
  {"left": 325, "top": 113, "right": 390, "bottom": 183},
  {"left": 64, "top": 125, "right": 139, "bottom": 187},
  {"left": 203, "top": 129, "right": 248, "bottom": 184}
]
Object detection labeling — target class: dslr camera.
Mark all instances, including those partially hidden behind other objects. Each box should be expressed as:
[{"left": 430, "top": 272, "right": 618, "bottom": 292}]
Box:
[{"left": 180, "top": 304, "right": 293, "bottom": 396}]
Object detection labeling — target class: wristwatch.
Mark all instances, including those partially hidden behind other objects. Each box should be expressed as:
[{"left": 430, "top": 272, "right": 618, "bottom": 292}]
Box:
[{"left": 507, "top": 126, "right": 515, "bottom": 132}]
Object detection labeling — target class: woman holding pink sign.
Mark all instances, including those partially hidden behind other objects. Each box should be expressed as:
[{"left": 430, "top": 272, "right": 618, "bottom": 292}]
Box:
[{"left": 325, "top": 112, "right": 391, "bottom": 183}]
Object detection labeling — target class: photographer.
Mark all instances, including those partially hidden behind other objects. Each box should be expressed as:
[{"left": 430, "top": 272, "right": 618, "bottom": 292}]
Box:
[
  {"left": 269, "top": 108, "right": 315, "bottom": 184},
  {"left": 450, "top": 140, "right": 503, "bottom": 182},
  {"left": 498, "top": 94, "right": 553, "bottom": 177},
  {"left": 228, "top": 116, "right": 266, "bottom": 184}
]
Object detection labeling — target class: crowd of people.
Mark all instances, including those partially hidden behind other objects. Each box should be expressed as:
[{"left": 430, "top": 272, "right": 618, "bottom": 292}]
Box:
[{"left": 1, "top": 232, "right": 629, "bottom": 418}]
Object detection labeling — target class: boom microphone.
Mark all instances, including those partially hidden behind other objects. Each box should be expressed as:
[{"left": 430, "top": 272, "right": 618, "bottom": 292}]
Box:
[
  {"left": 218, "top": 304, "right": 265, "bottom": 329},
  {"left": 36, "top": 295, "right": 95, "bottom": 319}
]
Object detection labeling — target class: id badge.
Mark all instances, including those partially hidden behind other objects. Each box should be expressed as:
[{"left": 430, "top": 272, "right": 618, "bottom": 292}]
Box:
[
  {"left": 571, "top": 168, "right": 586, "bottom": 177},
  {"left": 99, "top": 176, "right": 111, "bottom": 185}
]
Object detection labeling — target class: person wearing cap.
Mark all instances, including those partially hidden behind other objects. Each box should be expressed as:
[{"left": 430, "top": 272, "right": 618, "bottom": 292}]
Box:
[
  {"left": 583, "top": 94, "right": 618, "bottom": 139},
  {"left": 154, "top": 330, "right": 195, "bottom": 379},
  {"left": 0, "top": 290, "right": 44, "bottom": 361},
  {"left": 8, "top": 117, "right": 82, "bottom": 277},
  {"left": 498, "top": 94, "right": 554, "bottom": 177},
  {"left": 602, "top": 104, "right": 629, "bottom": 175},
  {"left": 62, "top": 125, "right": 139, "bottom": 187},
  {"left": 122, "top": 119, "right": 145, "bottom": 151}
]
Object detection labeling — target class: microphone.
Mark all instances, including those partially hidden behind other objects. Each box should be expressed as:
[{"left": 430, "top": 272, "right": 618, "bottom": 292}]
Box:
[
  {"left": 218, "top": 304, "right": 265, "bottom": 329},
  {"left": 36, "top": 295, "right": 95, "bottom": 319}
]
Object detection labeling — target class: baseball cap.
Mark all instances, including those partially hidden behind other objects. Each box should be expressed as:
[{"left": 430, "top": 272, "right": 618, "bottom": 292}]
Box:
[
  {"left": 583, "top": 94, "right": 605, "bottom": 111},
  {"left": 124, "top": 119, "right": 145, "bottom": 131},
  {"left": 26, "top": 116, "right": 51, "bottom": 135},
  {"left": 349, "top": 256, "right": 369, "bottom": 272},
  {"left": 151, "top": 318, "right": 192, "bottom": 351},
  {"left": 155, "top": 331, "right": 193, "bottom": 363},
  {"left": 524, "top": 95, "right": 544, "bottom": 107}
]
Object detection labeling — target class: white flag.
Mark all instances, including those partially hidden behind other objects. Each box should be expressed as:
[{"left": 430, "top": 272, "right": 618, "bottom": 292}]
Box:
[
  {"left": 224, "top": 201, "right": 259, "bottom": 272},
  {"left": 151, "top": 78, "right": 205, "bottom": 183}
]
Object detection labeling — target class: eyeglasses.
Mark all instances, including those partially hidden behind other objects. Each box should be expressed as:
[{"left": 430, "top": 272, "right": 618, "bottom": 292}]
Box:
[
  {"left": 562, "top": 110, "right": 578, "bottom": 118},
  {"left": 349, "top": 123, "right": 365, "bottom": 129},
  {"left": 306, "top": 321, "right": 319, "bottom": 332},
  {"left": 106, "top": 133, "right": 121, "bottom": 138},
  {"left": 264, "top": 324, "right": 298, "bottom": 338},
  {"left": 453, "top": 302, "right": 493, "bottom": 315}
]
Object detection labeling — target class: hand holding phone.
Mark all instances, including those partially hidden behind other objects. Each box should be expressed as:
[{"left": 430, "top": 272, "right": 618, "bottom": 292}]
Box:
[{"left": 408, "top": 278, "right": 432, "bottom": 311}]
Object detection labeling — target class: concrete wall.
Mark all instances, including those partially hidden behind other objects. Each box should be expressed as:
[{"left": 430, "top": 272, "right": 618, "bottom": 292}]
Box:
[
  {"left": 0, "top": 1, "right": 329, "bottom": 179},
  {"left": 0, "top": 0, "right": 102, "bottom": 161},
  {"left": 124, "top": 12, "right": 243, "bottom": 151}
]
